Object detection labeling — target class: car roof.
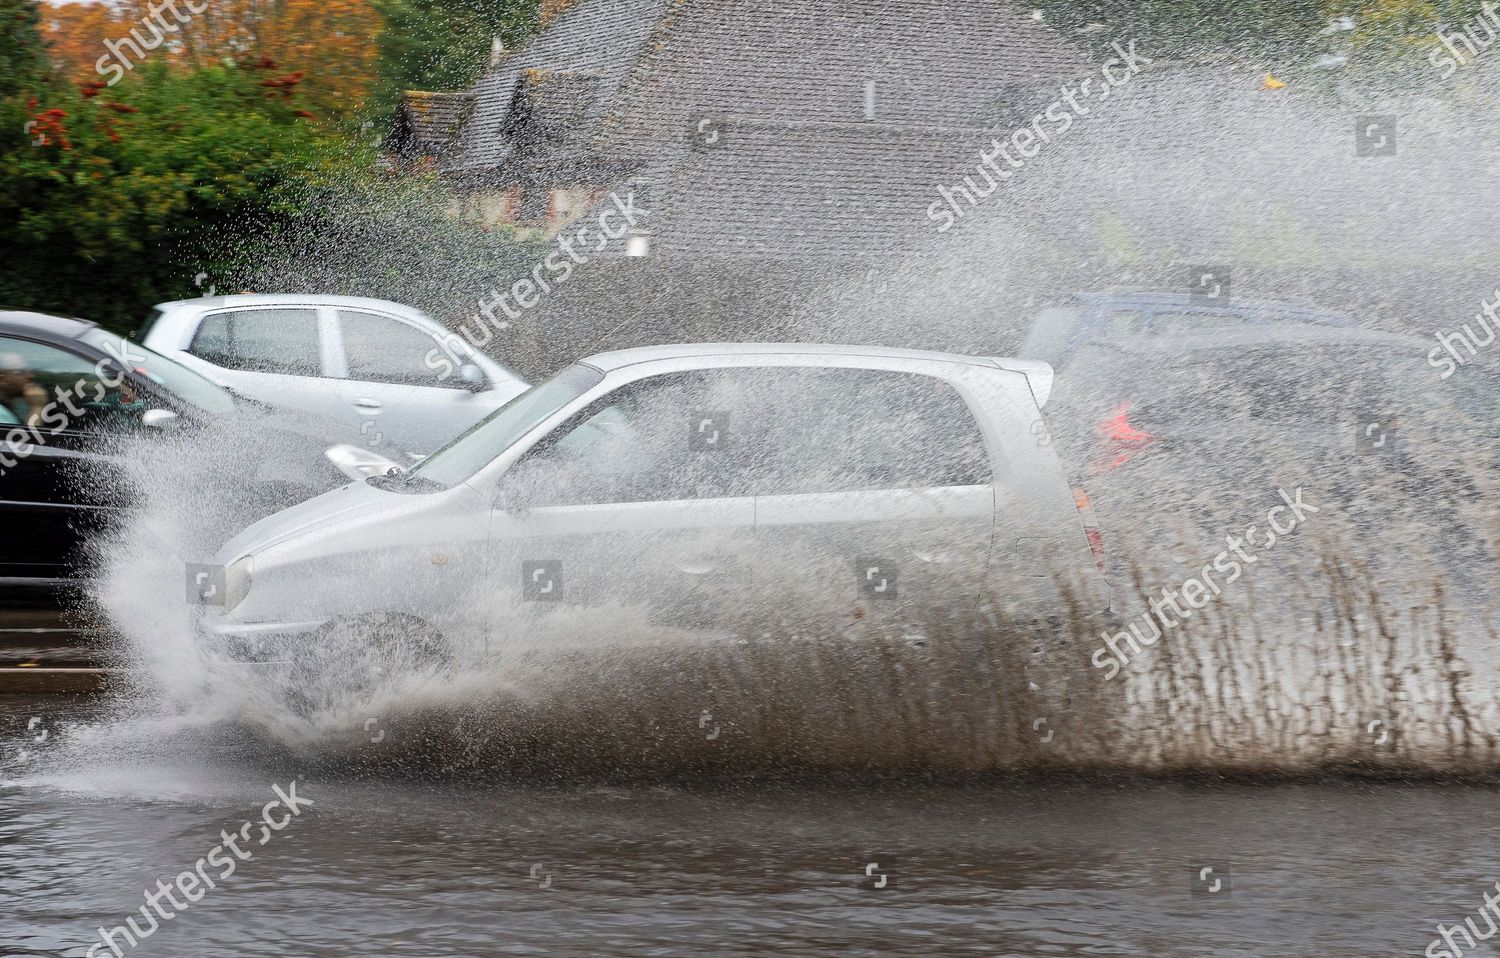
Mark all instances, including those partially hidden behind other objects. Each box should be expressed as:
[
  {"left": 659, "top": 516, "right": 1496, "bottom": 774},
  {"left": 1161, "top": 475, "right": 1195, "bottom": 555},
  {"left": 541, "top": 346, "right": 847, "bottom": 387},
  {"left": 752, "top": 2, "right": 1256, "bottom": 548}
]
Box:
[
  {"left": 154, "top": 294, "right": 433, "bottom": 317},
  {"left": 1073, "top": 289, "right": 1357, "bottom": 325},
  {"left": 579, "top": 342, "right": 1016, "bottom": 372},
  {"left": 0, "top": 310, "right": 98, "bottom": 340},
  {"left": 1121, "top": 323, "right": 1423, "bottom": 354}
]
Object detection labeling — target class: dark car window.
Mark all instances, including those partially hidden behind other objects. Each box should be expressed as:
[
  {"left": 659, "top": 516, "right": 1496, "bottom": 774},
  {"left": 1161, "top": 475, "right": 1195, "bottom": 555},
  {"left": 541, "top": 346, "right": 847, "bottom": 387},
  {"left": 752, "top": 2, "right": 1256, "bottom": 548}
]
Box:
[
  {"left": 0, "top": 336, "right": 142, "bottom": 436},
  {"left": 190, "top": 308, "right": 321, "bottom": 376},
  {"left": 338, "top": 311, "right": 461, "bottom": 388},
  {"left": 1146, "top": 313, "right": 1255, "bottom": 336},
  {"left": 80, "top": 328, "right": 235, "bottom": 415}
]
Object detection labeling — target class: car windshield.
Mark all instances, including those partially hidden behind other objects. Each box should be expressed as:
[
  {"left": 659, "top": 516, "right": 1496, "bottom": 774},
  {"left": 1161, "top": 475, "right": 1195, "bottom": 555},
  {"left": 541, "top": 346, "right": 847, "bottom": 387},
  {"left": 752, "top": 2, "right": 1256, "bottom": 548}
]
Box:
[
  {"left": 80, "top": 328, "right": 237, "bottom": 415},
  {"left": 410, "top": 363, "right": 605, "bottom": 487}
]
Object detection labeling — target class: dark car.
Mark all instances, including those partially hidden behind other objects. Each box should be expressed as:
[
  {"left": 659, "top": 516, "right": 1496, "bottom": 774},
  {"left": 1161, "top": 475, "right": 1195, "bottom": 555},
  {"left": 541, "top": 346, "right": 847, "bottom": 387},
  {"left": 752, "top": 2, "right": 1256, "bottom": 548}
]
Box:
[
  {"left": 0, "top": 310, "right": 409, "bottom": 661},
  {"left": 1019, "top": 289, "right": 1359, "bottom": 372},
  {"left": 1040, "top": 321, "right": 1500, "bottom": 607}
]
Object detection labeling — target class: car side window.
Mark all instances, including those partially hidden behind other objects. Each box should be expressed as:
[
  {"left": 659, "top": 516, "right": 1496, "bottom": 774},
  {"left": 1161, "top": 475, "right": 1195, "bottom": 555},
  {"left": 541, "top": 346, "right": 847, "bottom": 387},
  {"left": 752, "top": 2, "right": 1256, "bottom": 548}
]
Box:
[
  {"left": 1146, "top": 313, "right": 1253, "bottom": 336},
  {"left": 339, "top": 311, "right": 464, "bottom": 389},
  {"left": 746, "top": 368, "right": 992, "bottom": 495},
  {"left": 189, "top": 308, "right": 321, "bottom": 376},
  {"left": 1103, "top": 311, "right": 1145, "bottom": 337},
  {"left": 507, "top": 371, "right": 753, "bottom": 506},
  {"left": 0, "top": 336, "right": 140, "bottom": 436}
]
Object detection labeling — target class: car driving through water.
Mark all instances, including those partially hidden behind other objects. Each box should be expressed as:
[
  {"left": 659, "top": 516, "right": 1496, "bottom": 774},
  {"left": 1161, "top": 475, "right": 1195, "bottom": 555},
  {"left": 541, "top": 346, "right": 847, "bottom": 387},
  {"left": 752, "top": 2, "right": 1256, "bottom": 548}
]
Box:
[{"left": 199, "top": 344, "right": 1112, "bottom": 673}]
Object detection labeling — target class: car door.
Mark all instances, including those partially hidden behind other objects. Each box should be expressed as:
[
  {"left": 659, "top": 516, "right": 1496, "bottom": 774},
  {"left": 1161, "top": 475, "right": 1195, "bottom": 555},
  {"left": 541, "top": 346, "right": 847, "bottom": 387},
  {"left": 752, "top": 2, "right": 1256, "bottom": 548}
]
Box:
[
  {"left": 182, "top": 305, "right": 342, "bottom": 421},
  {"left": 0, "top": 335, "right": 130, "bottom": 596},
  {"left": 746, "top": 366, "right": 997, "bottom": 630},
  {"left": 487, "top": 370, "right": 759, "bottom": 629},
  {"left": 330, "top": 309, "right": 520, "bottom": 455}
]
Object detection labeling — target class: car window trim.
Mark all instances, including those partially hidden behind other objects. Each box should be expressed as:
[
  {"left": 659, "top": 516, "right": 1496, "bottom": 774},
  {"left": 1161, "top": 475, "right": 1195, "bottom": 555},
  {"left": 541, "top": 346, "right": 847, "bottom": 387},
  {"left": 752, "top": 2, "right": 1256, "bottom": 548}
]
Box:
[
  {"left": 188, "top": 305, "right": 325, "bottom": 378},
  {"left": 318, "top": 306, "right": 343, "bottom": 378},
  {"left": 334, "top": 307, "right": 478, "bottom": 391}
]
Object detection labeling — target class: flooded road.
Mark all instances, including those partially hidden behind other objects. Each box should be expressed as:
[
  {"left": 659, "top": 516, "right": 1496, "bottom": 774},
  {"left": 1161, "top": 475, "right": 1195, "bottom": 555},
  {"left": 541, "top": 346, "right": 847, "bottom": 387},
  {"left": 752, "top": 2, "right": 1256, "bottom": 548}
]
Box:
[{"left": 2, "top": 695, "right": 1495, "bottom": 957}]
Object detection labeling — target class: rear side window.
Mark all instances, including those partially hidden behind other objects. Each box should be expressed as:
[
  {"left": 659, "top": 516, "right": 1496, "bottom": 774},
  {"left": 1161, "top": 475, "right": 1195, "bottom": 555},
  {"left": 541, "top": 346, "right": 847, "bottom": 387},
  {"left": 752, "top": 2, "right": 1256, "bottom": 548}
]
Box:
[
  {"left": 750, "top": 368, "right": 992, "bottom": 494},
  {"left": 339, "top": 310, "right": 459, "bottom": 388},
  {"left": 189, "top": 309, "right": 320, "bottom": 376}
]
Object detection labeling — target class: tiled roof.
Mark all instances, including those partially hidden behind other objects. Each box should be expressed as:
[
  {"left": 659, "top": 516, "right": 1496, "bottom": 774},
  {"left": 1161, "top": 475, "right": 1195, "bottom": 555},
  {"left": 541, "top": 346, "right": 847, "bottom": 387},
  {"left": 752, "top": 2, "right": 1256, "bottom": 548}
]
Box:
[
  {"left": 593, "top": 0, "right": 1087, "bottom": 154},
  {"left": 640, "top": 121, "right": 986, "bottom": 257},
  {"left": 440, "top": 0, "right": 1092, "bottom": 255},
  {"left": 443, "top": 0, "right": 670, "bottom": 173},
  {"left": 389, "top": 91, "right": 476, "bottom": 160}
]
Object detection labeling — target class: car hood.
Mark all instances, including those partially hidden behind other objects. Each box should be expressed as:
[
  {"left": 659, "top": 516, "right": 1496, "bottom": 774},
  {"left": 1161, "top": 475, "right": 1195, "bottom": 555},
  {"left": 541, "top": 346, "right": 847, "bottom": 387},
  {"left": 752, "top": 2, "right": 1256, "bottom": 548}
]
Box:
[{"left": 217, "top": 478, "right": 397, "bottom": 559}]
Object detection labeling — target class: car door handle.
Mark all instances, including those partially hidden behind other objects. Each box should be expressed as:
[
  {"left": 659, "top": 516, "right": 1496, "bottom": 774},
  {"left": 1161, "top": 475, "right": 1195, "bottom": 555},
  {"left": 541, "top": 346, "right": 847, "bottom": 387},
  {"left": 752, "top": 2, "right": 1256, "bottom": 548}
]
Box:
[{"left": 353, "top": 398, "right": 383, "bottom": 412}]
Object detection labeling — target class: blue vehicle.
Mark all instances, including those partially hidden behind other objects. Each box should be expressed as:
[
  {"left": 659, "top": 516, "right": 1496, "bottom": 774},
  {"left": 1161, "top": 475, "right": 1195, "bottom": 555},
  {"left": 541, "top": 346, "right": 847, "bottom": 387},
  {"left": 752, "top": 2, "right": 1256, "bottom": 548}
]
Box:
[{"left": 1019, "top": 289, "right": 1359, "bottom": 370}]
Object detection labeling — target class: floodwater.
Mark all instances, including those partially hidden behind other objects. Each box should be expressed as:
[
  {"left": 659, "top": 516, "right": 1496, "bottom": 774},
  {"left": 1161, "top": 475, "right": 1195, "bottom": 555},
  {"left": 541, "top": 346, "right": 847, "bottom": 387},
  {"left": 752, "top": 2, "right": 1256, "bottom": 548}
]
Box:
[{"left": 2, "top": 694, "right": 1496, "bottom": 958}]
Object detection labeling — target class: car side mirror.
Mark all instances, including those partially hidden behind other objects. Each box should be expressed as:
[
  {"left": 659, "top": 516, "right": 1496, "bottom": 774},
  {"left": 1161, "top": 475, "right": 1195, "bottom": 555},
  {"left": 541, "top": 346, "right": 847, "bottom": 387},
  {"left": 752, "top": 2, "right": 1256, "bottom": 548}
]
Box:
[
  {"left": 458, "top": 363, "right": 486, "bottom": 393},
  {"left": 141, "top": 409, "right": 179, "bottom": 429}
]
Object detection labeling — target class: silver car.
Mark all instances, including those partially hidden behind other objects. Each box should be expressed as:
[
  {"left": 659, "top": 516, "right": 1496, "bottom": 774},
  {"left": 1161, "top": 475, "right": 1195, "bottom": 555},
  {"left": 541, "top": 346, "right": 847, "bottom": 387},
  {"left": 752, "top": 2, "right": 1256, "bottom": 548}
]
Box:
[
  {"left": 198, "top": 344, "right": 1109, "bottom": 670},
  {"left": 141, "top": 294, "right": 529, "bottom": 454}
]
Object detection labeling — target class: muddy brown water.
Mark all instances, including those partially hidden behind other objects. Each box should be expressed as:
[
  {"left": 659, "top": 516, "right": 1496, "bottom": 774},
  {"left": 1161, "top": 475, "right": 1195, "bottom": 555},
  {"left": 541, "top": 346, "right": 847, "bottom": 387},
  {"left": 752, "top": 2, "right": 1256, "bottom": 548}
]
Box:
[{"left": 2, "top": 694, "right": 1497, "bottom": 958}]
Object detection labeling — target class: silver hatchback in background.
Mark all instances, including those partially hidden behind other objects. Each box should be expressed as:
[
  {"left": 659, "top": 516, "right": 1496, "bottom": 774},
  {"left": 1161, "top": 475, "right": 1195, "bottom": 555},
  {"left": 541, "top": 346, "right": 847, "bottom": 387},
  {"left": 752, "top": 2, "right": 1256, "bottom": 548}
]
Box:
[{"left": 140, "top": 294, "right": 529, "bottom": 455}]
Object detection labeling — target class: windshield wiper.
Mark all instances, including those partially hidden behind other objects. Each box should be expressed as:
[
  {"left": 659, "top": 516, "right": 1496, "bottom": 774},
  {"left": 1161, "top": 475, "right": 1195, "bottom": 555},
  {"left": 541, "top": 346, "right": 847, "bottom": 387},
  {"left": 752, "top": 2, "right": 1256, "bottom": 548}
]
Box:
[{"left": 368, "top": 470, "right": 446, "bottom": 494}]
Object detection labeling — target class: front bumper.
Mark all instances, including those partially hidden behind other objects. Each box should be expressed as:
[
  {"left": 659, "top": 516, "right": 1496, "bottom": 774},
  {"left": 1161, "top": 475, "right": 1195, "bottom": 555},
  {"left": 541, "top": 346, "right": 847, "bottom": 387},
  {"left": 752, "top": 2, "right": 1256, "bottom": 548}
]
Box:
[{"left": 197, "top": 610, "right": 328, "bottom": 665}]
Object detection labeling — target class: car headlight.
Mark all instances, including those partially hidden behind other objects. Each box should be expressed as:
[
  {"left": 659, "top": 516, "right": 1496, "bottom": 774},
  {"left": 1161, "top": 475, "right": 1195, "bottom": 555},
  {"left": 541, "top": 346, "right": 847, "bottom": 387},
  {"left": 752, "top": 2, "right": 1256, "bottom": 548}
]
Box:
[
  {"left": 224, "top": 555, "right": 254, "bottom": 613},
  {"left": 325, "top": 443, "right": 404, "bottom": 481}
]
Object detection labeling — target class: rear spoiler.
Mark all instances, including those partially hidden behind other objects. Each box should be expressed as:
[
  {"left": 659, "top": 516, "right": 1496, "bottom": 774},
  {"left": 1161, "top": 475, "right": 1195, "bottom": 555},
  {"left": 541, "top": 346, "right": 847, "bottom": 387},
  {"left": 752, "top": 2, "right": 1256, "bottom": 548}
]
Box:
[{"left": 988, "top": 358, "right": 1054, "bottom": 408}]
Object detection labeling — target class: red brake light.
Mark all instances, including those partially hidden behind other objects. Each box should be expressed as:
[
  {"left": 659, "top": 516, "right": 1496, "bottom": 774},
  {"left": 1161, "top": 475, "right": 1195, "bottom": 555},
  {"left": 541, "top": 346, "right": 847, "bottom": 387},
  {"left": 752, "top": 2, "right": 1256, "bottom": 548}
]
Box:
[
  {"left": 1090, "top": 400, "right": 1156, "bottom": 474},
  {"left": 1071, "top": 485, "right": 1108, "bottom": 575},
  {"left": 1085, "top": 528, "right": 1106, "bottom": 561}
]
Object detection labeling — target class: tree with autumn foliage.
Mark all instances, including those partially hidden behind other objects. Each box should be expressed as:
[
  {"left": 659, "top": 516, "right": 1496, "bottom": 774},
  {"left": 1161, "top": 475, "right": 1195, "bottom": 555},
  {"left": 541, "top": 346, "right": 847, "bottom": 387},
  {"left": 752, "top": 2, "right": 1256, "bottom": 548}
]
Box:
[
  {"left": 0, "top": 8, "right": 361, "bottom": 328},
  {"left": 37, "top": 0, "right": 384, "bottom": 121}
]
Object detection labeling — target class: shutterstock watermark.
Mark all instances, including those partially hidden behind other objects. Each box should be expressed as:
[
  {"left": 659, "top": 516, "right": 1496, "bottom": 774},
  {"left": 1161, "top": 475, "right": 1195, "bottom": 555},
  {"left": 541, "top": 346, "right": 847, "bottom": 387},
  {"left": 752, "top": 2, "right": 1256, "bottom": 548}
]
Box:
[
  {"left": 95, "top": 0, "right": 209, "bottom": 87},
  {"left": 1091, "top": 487, "right": 1318, "bottom": 680},
  {"left": 1425, "top": 880, "right": 1500, "bottom": 958},
  {"left": 84, "top": 781, "right": 313, "bottom": 957},
  {"left": 0, "top": 338, "right": 148, "bottom": 477},
  {"left": 1426, "top": 287, "right": 1500, "bottom": 379},
  {"left": 423, "top": 191, "right": 648, "bottom": 380},
  {"left": 926, "top": 39, "right": 1151, "bottom": 233},
  {"left": 1428, "top": 3, "right": 1500, "bottom": 78}
]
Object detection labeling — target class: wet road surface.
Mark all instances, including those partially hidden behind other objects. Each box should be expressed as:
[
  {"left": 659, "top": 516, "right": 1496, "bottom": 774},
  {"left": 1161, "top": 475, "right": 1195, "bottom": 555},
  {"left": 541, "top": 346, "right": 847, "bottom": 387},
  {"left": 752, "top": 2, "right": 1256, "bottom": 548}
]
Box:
[{"left": 3, "top": 695, "right": 1497, "bottom": 957}]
